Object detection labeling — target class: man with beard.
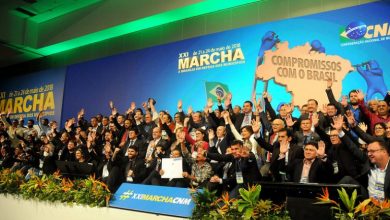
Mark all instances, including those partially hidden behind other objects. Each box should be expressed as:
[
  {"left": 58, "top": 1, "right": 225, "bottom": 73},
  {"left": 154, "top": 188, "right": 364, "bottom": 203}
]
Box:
[
  {"left": 59, "top": 139, "right": 76, "bottom": 162},
  {"left": 108, "top": 146, "right": 146, "bottom": 192},
  {"left": 347, "top": 90, "right": 365, "bottom": 123}
]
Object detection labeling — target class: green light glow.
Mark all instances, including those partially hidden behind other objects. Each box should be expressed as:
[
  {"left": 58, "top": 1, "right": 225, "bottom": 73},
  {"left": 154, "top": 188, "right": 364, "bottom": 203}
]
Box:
[{"left": 25, "top": 0, "right": 259, "bottom": 56}]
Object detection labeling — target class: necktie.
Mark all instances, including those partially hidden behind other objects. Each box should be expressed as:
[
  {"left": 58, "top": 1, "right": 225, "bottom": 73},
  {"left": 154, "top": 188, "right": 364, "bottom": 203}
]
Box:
[
  {"left": 156, "top": 159, "right": 161, "bottom": 172},
  {"left": 244, "top": 114, "right": 250, "bottom": 125},
  {"left": 216, "top": 139, "right": 222, "bottom": 154},
  {"left": 303, "top": 135, "right": 309, "bottom": 145},
  {"left": 121, "top": 131, "right": 129, "bottom": 143}
]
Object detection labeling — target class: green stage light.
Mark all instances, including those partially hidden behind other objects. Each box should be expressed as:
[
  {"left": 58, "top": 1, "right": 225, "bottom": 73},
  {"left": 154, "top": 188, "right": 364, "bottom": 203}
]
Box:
[{"left": 25, "top": 0, "right": 259, "bottom": 56}]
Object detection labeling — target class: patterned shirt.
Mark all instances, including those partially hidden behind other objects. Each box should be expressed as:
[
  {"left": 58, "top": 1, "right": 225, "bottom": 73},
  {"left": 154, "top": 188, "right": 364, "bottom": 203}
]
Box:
[{"left": 191, "top": 162, "right": 212, "bottom": 186}]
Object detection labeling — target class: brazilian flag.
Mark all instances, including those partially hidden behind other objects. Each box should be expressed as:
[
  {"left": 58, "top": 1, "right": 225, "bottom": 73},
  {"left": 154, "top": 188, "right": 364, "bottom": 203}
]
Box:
[{"left": 205, "top": 81, "right": 230, "bottom": 102}]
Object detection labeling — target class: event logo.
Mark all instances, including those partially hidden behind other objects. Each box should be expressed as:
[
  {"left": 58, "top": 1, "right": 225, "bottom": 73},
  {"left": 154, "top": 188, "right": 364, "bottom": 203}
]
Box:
[
  {"left": 119, "top": 189, "right": 192, "bottom": 205},
  {"left": 0, "top": 84, "right": 56, "bottom": 119},
  {"left": 178, "top": 43, "right": 245, "bottom": 73},
  {"left": 340, "top": 21, "right": 390, "bottom": 46}
]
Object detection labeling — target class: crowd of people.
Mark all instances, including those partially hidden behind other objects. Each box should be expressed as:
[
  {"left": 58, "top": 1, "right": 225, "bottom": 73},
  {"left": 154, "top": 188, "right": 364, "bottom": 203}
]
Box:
[{"left": 0, "top": 80, "right": 389, "bottom": 200}]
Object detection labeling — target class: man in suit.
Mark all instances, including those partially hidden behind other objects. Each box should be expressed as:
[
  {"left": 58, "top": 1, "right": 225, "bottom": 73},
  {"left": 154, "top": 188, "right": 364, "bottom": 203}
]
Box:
[
  {"left": 341, "top": 138, "right": 390, "bottom": 200},
  {"left": 333, "top": 110, "right": 390, "bottom": 200},
  {"left": 120, "top": 128, "right": 146, "bottom": 158},
  {"left": 306, "top": 98, "right": 326, "bottom": 129},
  {"left": 145, "top": 127, "right": 170, "bottom": 166},
  {"left": 107, "top": 146, "right": 146, "bottom": 193},
  {"left": 231, "top": 101, "right": 255, "bottom": 131},
  {"left": 257, "top": 128, "right": 304, "bottom": 181},
  {"left": 137, "top": 112, "right": 157, "bottom": 142},
  {"left": 206, "top": 140, "right": 261, "bottom": 197},
  {"left": 122, "top": 146, "right": 147, "bottom": 184},
  {"left": 293, "top": 115, "right": 321, "bottom": 149},
  {"left": 273, "top": 141, "right": 333, "bottom": 183},
  {"left": 208, "top": 126, "right": 231, "bottom": 173},
  {"left": 90, "top": 117, "right": 103, "bottom": 134},
  {"left": 315, "top": 123, "right": 364, "bottom": 183},
  {"left": 362, "top": 140, "right": 390, "bottom": 200}
]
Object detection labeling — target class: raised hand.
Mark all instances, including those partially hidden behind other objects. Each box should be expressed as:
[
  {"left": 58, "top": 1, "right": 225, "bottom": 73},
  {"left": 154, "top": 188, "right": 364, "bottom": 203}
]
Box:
[
  {"left": 222, "top": 111, "right": 231, "bottom": 123},
  {"left": 78, "top": 108, "right": 85, "bottom": 119},
  {"left": 285, "top": 114, "right": 296, "bottom": 127},
  {"left": 317, "top": 141, "right": 326, "bottom": 158},
  {"left": 177, "top": 130, "right": 186, "bottom": 143},
  {"left": 341, "top": 96, "right": 348, "bottom": 107},
  {"left": 126, "top": 101, "right": 136, "bottom": 114},
  {"left": 345, "top": 112, "right": 356, "bottom": 127},
  {"left": 331, "top": 115, "right": 344, "bottom": 131},
  {"left": 111, "top": 107, "right": 118, "bottom": 116},
  {"left": 177, "top": 100, "right": 183, "bottom": 110},
  {"left": 109, "top": 101, "right": 114, "bottom": 109},
  {"left": 355, "top": 90, "right": 365, "bottom": 101},
  {"left": 142, "top": 102, "right": 147, "bottom": 109},
  {"left": 208, "top": 129, "right": 215, "bottom": 141},
  {"left": 279, "top": 139, "right": 288, "bottom": 154},
  {"left": 224, "top": 93, "right": 232, "bottom": 107},
  {"left": 207, "top": 98, "right": 213, "bottom": 109},
  {"left": 327, "top": 78, "right": 332, "bottom": 89},
  {"left": 358, "top": 122, "right": 368, "bottom": 132},
  {"left": 187, "top": 106, "right": 193, "bottom": 116},
  {"left": 251, "top": 119, "right": 262, "bottom": 134},
  {"left": 148, "top": 98, "right": 155, "bottom": 107},
  {"left": 263, "top": 91, "right": 272, "bottom": 102}
]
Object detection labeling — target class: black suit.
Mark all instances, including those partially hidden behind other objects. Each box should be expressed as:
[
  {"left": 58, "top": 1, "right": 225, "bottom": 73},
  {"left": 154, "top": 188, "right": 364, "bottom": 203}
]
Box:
[
  {"left": 107, "top": 154, "right": 146, "bottom": 193},
  {"left": 209, "top": 136, "right": 230, "bottom": 155},
  {"left": 121, "top": 138, "right": 147, "bottom": 159},
  {"left": 137, "top": 121, "right": 157, "bottom": 141},
  {"left": 316, "top": 127, "right": 364, "bottom": 183},
  {"left": 154, "top": 138, "right": 170, "bottom": 152},
  {"left": 337, "top": 130, "right": 390, "bottom": 199},
  {"left": 122, "top": 157, "right": 147, "bottom": 183},
  {"left": 231, "top": 112, "right": 255, "bottom": 131},
  {"left": 207, "top": 152, "right": 261, "bottom": 192},
  {"left": 273, "top": 156, "right": 333, "bottom": 183}
]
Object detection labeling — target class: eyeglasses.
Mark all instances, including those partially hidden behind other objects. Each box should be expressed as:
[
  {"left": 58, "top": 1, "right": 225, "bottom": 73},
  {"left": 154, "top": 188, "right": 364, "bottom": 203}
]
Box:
[
  {"left": 367, "top": 149, "right": 384, "bottom": 154},
  {"left": 375, "top": 127, "right": 384, "bottom": 130}
]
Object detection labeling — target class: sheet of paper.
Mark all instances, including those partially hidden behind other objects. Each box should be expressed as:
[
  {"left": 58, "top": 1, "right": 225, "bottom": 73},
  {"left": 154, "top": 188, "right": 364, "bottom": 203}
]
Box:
[{"left": 161, "top": 157, "right": 183, "bottom": 179}]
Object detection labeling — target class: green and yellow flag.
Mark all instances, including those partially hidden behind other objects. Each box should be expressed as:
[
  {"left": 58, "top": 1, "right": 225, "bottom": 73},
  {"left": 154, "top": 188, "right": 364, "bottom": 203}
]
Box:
[{"left": 205, "top": 81, "right": 230, "bottom": 102}]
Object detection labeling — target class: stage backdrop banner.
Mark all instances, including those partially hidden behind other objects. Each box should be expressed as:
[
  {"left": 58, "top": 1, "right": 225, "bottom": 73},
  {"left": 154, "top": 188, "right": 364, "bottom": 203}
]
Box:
[
  {"left": 0, "top": 68, "right": 66, "bottom": 124},
  {"left": 62, "top": 1, "right": 390, "bottom": 121},
  {"left": 110, "top": 183, "right": 195, "bottom": 218}
]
